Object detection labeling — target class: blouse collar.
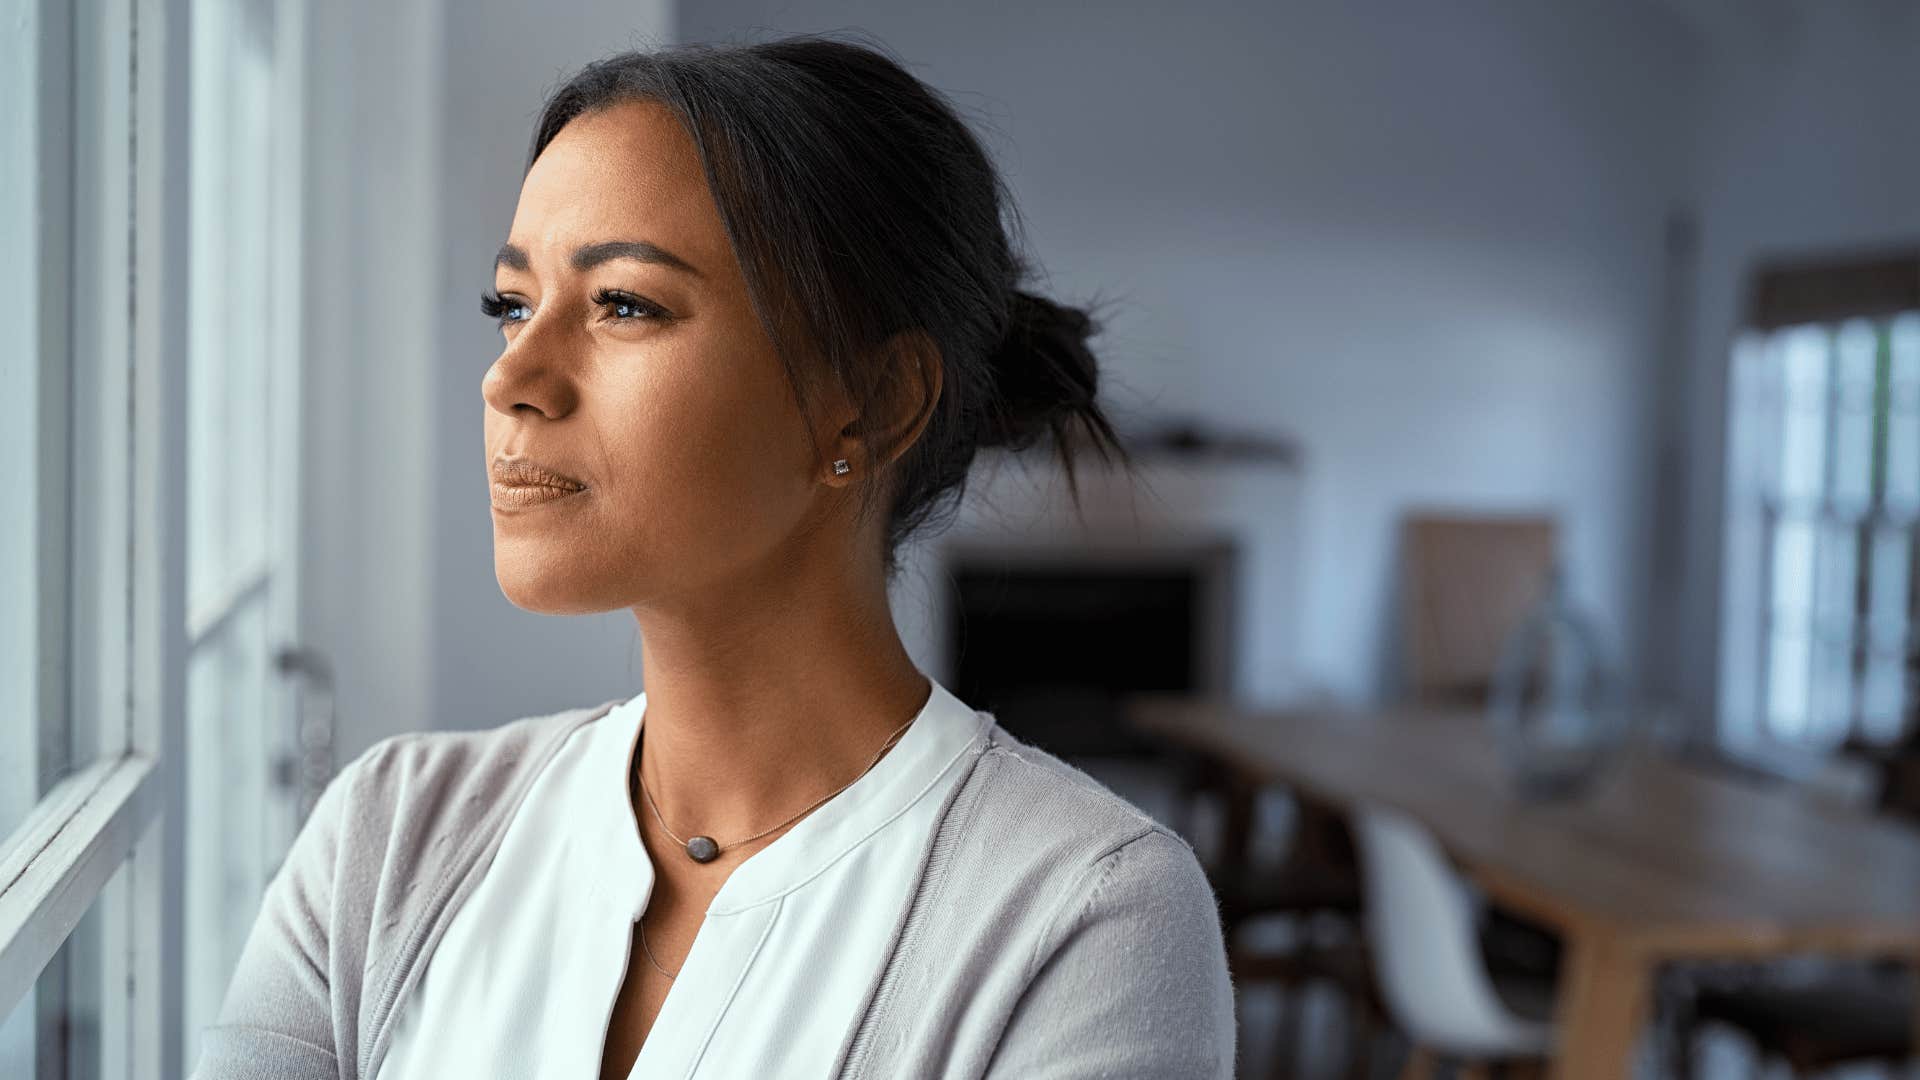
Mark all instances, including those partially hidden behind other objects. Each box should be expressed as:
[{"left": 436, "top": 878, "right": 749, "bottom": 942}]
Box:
[{"left": 590, "top": 673, "right": 990, "bottom": 920}]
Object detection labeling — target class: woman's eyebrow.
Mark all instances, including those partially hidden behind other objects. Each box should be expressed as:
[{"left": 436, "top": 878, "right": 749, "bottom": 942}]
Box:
[{"left": 493, "top": 240, "right": 704, "bottom": 279}]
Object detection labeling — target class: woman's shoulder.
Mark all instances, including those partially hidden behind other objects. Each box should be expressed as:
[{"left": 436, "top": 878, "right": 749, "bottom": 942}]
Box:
[
  {"left": 345, "top": 698, "right": 620, "bottom": 798},
  {"left": 318, "top": 699, "right": 623, "bottom": 882},
  {"left": 843, "top": 719, "right": 1235, "bottom": 1078},
  {"left": 961, "top": 718, "right": 1202, "bottom": 863},
  {"left": 927, "top": 716, "right": 1221, "bottom": 927},
  {"left": 294, "top": 701, "right": 624, "bottom": 988}
]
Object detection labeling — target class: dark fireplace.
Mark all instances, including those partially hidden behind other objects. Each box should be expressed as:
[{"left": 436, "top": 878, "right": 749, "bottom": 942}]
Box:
[{"left": 943, "top": 539, "right": 1238, "bottom": 760}]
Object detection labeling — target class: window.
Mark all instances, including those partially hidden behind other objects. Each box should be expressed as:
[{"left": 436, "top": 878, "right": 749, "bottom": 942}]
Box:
[
  {"left": 1, "top": 0, "right": 192, "bottom": 1074},
  {"left": 0, "top": 0, "right": 309, "bottom": 1076},
  {"left": 1719, "top": 252, "right": 1920, "bottom": 750}
]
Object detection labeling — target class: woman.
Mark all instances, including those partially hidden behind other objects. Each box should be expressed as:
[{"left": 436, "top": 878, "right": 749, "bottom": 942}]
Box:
[{"left": 194, "top": 34, "right": 1235, "bottom": 1080}]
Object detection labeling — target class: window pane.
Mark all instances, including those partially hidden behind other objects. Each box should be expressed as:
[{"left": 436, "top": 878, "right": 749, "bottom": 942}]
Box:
[
  {"left": 186, "top": 0, "right": 277, "bottom": 618},
  {"left": 1766, "top": 514, "right": 1818, "bottom": 739},
  {"left": 1889, "top": 314, "right": 1920, "bottom": 512},
  {"left": 0, "top": 0, "right": 63, "bottom": 846},
  {"left": 4, "top": 0, "right": 141, "bottom": 839},
  {"left": 181, "top": 0, "right": 309, "bottom": 1063},
  {"left": 1861, "top": 527, "right": 1915, "bottom": 742},
  {"left": 0, "top": 857, "right": 126, "bottom": 1079},
  {"left": 184, "top": 596, "right": 278, "bottom": 1056},
  {"left": 1831, "top": 320, "right": 1878, "bottom": 508},
  {"left": 1808, "top": 518, "right": 1860, "bottom": 741},
  {"left": 1777, "top": 325, "right": 1832, "bottom": 505}
]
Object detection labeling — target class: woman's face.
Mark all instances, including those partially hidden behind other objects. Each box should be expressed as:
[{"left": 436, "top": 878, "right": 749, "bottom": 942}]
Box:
[{"left": 482, "top": 100, "right": 841, "bottom": 614}]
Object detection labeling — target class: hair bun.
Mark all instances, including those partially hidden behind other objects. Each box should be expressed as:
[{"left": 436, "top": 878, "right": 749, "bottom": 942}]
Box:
[{"left": 979, "top": 289, "right": 1104, "bottom": 452}]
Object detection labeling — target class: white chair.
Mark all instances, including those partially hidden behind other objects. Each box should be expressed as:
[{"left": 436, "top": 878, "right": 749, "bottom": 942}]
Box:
[{"left": 1350, "top": 804, "right": 1556, "bottom": 1078}]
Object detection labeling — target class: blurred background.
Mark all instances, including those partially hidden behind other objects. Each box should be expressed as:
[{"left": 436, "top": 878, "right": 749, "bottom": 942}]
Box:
[{"left": 4, "top": 0, "right": 1918, "bottom": 1077}]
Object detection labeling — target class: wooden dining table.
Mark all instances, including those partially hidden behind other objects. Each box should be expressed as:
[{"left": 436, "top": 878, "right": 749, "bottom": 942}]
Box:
[{"left": 1127, "top": 695, "right": 1920, "bottom": 1080}]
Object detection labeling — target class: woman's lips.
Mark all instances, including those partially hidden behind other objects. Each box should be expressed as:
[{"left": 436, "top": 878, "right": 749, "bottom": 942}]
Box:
[
  {"left": 490, "top": 457, "right": 587, "bottom": 510},
  {"left": 491, "top": 481, "right": 587, "bottom": 509},
  {"left": 492, "top": 458, "right": 587, "bottom": 489}
]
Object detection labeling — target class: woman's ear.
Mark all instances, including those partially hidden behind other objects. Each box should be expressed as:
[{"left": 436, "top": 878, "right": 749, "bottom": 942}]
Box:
[{"left": 822, "top": 329, "right": 943, "bottom": 485}]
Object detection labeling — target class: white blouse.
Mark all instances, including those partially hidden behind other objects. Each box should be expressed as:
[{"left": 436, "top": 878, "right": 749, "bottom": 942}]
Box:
[{"left": 373, "top": 674, "right": 992, "bottom": 1080}]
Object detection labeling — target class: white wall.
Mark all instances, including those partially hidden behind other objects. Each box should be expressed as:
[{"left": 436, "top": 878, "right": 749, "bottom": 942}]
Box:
[
  {"left": 1674, "top": 0, "right": 1920, "bottom": 728},
  {"left": 429, "top": 0, "right": 677, "bottom": 731},
  {"left": 309, "top": 0, "right": 1920, "bottom": 740},
  {"left": 299, "top": 0, "right": 443, "bottom": 762},
  {"left": 680, "top": 0, "right": 1700, "bottom": 704},
  {"left": 301, "top": 0, "right": 675, "bottom": 749}
]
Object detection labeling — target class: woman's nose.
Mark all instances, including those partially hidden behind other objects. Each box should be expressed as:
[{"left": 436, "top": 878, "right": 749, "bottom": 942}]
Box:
[{"left": 482, "top": 316, "right": 580, "bottom": 421}]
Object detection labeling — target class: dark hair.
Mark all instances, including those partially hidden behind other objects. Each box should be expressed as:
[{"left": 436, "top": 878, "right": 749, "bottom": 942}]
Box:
[{"left": 526, "top": 32, "right": 1133, "bottom": 577}]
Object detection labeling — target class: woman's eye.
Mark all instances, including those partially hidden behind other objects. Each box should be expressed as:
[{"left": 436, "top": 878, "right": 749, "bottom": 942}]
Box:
[
  {"left": 479, "top": 290, "right": 531, "bottom": 327},
  {"left": 591, "top": 288, "right": 670, "bottom": 322}
]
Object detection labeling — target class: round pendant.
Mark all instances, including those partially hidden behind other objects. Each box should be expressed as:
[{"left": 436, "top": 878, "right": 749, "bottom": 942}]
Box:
[{"left": 686, "top": 836, "right": 720, "bottom": 863}]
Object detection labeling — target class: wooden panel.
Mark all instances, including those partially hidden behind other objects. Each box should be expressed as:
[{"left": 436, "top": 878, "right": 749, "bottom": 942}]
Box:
[{"left": 1401, "top": 514, "right": 1558, "bottom": 705}]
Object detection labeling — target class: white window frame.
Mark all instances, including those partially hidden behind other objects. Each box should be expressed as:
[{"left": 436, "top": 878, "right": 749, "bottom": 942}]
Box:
[{"left": 0, "top": 0, "right": 192, "bottom": 1073}]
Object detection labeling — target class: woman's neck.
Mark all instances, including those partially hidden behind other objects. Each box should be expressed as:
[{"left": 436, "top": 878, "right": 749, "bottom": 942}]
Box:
[{"left": 626, "top": 580, "right": 931, "bottom": 852}]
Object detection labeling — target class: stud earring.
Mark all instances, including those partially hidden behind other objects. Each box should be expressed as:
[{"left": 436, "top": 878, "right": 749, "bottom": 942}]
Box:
[{"left": 832, "top": 459, "right": 851, "bottom": 475}]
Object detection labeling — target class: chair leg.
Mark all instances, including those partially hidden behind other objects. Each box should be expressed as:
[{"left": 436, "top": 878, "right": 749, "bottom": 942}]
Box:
[
  {"left": 1396, "top": 1046, "right": 1436, "bottom": 1080},
  {"left": 1269, "top": 985, "right": 1302, "bottom": 1080},
  {"left": 1341, "top": 986, "right": 1374, "bottom": 1080},
  {"left": 1660, "top": 977, "right": 1701, "bottom": 1080},
  {"left": 1667, "top": 1020, "right": 1698, "bottom": 1080}
]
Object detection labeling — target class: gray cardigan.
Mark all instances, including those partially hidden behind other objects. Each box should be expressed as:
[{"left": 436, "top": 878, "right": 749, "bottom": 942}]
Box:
[{"left": 190, "top": 698, "right": 1239, "bottom": 1079}]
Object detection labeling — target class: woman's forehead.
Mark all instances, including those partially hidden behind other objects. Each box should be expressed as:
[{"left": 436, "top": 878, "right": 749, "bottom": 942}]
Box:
[{"left": 506, "top": 100, "right": 728, "bottom": 272}]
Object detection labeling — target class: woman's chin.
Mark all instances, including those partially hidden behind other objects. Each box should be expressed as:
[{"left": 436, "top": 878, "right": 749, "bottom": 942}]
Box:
[{"left": 493, "top": 559, "right": 604, "bottom": 615}]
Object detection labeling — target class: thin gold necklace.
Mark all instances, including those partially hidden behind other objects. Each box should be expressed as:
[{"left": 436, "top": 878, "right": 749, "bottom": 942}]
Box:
[{"left": 630, "top": 710, "right": 920, "bottom": 979}]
